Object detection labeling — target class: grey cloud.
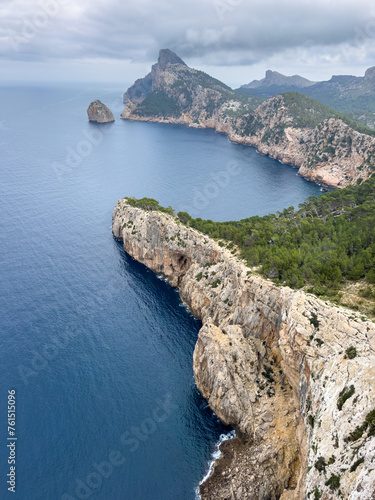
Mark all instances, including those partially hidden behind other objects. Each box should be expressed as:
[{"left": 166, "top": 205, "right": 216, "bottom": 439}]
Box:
[{"left": 0, "top": 0, "right": 374, "bottom": 77}]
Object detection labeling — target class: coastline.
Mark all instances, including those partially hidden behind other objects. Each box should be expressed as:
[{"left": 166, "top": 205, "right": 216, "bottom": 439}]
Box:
[
  {"left": 112, "top": 200, "right": 375, "bottom": 499},
  {"left": 195, "top": 430, "right": 236, "bottom": 499},
  {"left": 121, "top": 109, "right": 375, "bottom": 190}
]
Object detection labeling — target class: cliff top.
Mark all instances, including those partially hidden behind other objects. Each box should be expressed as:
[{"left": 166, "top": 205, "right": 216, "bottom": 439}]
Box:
[{"left": 157, "top": 48, "right": 186, "bottom": 70}]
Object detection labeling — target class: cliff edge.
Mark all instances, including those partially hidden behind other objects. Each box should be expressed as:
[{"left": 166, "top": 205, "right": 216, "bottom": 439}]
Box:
[{"left": 112, "top": 199, "right": 375, "bottom": 499}]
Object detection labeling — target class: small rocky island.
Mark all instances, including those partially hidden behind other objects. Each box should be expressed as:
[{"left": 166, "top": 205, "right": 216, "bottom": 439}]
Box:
[{"left": 87, "top": 99, "right": 115, "bottom": 123}]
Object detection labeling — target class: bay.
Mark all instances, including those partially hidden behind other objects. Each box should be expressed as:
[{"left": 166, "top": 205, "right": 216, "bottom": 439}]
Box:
[{"left": 0, "top": 85, "right": 322, "bottom": 499}]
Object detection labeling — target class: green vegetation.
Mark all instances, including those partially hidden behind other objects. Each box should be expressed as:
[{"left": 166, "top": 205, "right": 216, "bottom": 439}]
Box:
[
  {"left": 345, "top": 408, "right": 375, "bottom": 442},
  {"left": 237, "top": 75, "right": 375, "bottom": 131},
  {"left": 123, "top": 197, "right": 175, "bottom": 215},
  {"left": 313, "top": 488, "right": 321, "bottom": 500},
  {"left": 176, "top": 175, "right": 375, "bottom": 298},
  {"left": 350, "top": 456, "right": 364, "bottom": 472},
  {"left": 337, "top": 385, "right": 355, "bottom": 411},
  {"left": 282, "top": 92, "right": 340, "bottom": 129},
  {"left": 124, "top": 176, "right": 375, "bottom": 315},
  {"left": 281, "top": 92, "right": 375, "bottom": 136},
  {"left": 345, "top": 346, "right": 357, "bottom": 359},
  {"left": 137, "top": 91, "right": 182, "bottom": 117},
  {"left": 309, "top": 312, "right": 320, "bottom": 329},
  {"left": 314, "top": 457, "right": 327, "bottom": 472},
  {"left": 325, "top": 474, "right": 341, "bottom": 491}
]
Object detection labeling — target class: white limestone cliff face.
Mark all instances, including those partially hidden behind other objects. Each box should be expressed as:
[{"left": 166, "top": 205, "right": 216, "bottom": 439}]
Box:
[
  {"left": 123, "top": 94, "right": 375, "bottom": 189},
  {"left": 112, "top": 201, "right": 375, "bottom": 499}
]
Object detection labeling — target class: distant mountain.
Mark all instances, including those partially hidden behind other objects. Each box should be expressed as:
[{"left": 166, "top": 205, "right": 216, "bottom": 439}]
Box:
[
  {"left": 240, "top": 70, "right": 315, "bottom": 94},
  {"left": 122, "top": 50, "right": 375, "bottom": 188},
  {"left": 303, "top": 67, "right": 375, "bottom": 127},
  {"left": 122, "top": 48, "right": 262, "bottom": 122},
  {"left": 238, "top": 67, "right": 375, "bottom": 129}
]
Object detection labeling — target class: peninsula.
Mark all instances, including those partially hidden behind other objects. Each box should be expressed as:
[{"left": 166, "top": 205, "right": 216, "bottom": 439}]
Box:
[
  {"left": 121, "top": 49, "right": 375, "bottom": 189},
  {"left": 112, "top": 194, "right": 375, "bottom": 499}
]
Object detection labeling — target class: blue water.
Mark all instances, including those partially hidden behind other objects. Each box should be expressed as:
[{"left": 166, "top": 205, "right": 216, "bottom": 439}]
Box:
[{"left": 0, "top": 85, "right": 323, "bottom": 500}]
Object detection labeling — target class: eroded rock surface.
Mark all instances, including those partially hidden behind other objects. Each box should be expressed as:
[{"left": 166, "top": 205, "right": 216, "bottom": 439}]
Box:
[
  {"left": 87, "top": 99, "right": 115, "bottom": 123},
  {"left": 113, "top": 201, "right": 375, "bottom": 499},
  {"left": 121, "top": 50, "right": 375, "bottom": 188}
]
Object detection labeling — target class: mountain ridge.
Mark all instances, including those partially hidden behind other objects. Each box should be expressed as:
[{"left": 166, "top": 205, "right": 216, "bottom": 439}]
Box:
[
  {"left": 238, "top": 66, "right": 375, "bottom": 128},
  {"left": 121, "top": 50, "right": 375, "bottom": 189},
  {"left": 241, "top": 69, "right": 316, "bottom": 90}
]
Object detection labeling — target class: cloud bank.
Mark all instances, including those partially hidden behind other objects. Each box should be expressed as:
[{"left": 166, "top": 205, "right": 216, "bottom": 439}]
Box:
[{"left": 1, "top": 0, "right": 375, "bottom": 84}]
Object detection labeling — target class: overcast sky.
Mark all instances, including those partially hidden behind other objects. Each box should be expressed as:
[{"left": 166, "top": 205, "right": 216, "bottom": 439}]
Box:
[{"left": 1, "top": 0, "right": 375, "bottom": 88}]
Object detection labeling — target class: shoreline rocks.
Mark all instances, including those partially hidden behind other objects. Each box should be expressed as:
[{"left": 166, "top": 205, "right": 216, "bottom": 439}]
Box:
[{"left": 112, "top": 200, "right": 375, "bottom": 499}]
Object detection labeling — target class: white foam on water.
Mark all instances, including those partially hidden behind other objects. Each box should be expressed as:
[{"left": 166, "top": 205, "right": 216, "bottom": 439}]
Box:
[{"left": 194, "top": 429, "right": 236, "bottom": 499}]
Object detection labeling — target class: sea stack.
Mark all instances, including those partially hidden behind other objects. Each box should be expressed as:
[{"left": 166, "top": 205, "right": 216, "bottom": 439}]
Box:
[{"left": 87, "top": 99, "right": 115, "bottom": 123}]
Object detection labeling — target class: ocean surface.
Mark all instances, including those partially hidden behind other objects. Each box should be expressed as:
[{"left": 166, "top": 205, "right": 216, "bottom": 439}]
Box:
[{"left": 0, "top": 84, "right": 323, "bottom": 500}]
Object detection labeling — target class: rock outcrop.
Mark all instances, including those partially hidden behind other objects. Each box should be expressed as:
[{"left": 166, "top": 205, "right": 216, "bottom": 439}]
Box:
[
  {"left": 121, "top": 50, "right": 375, "bottom": 189},
  {"left": 87, "top": 99, "right": 115, "bottom": 123},
  {"left": 229, "top": 97, "right": 375, "bottom": 189},
  {"left": 112, "top": 200, "right": 375, "bottom": 499}
]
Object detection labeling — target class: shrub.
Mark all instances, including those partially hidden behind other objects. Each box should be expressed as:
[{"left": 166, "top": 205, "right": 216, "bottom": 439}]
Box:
[
  {"left": 325, "top": 474, "right": 341, "bottom": 491},
  {"left": 345, "top": 346, "right": 357, "bottom": 359},
  {"left": 337, "top": 385, "right": 355, "bottom": 411}
]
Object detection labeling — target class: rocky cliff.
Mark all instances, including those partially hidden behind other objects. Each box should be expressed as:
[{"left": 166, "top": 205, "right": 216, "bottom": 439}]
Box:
[
  {"left": 87, "top": 99, "right": 115, "bottom": 123},
  {"left": 239, "top": 66, "right": 375, "bottom": 129},
  {"left": 230, "top": 94, "right": 375, "bottom": 188},
  {"left": 121, "top": 50, "right": 375, "bottom": 188},
  {"left": 112, "top": 200, "right": 375, "bottom": 500}
]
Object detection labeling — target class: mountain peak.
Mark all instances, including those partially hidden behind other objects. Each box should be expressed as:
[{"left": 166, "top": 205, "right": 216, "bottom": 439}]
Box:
[
  {"left": 364, "top": 66, "right": 375, "bottom": 80},
  {"left": 157, "top": 49, "right": 186, "bottom": 70},
  {"left": 265, "top": 70, "right": 282, "bottom": 78},
  {"left": 242, "top": 70, "right": 315, "bottom": 90}
]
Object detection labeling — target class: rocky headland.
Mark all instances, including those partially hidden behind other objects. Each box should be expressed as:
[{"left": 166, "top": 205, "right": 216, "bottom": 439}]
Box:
[
  {"left": 121, "top": 50, "right": 375, "bottom": 189},
  {"left": 112, "top": 199, "right": 375, "bottom": 499},
  {"left": 87, "top": 99, "right": 115, "bottom": 123}
]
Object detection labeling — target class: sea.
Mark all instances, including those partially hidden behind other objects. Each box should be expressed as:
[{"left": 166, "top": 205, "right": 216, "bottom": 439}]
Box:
[{"left": 0, "top": 84, "right": 323, "bottom": 499}]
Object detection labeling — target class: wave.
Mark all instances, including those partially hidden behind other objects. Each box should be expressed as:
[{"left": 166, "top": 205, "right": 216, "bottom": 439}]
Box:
[{"left": 194, "top": 429, "right": 236, "bottom": 499}]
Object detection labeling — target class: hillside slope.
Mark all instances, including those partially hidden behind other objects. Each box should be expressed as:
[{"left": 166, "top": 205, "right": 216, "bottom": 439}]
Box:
[
  {"left": 122, "top": 52, "right": 375, "bottom": 188},
  {"left": 239, "top": 67, "right": 375, "bottom": 129}
]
